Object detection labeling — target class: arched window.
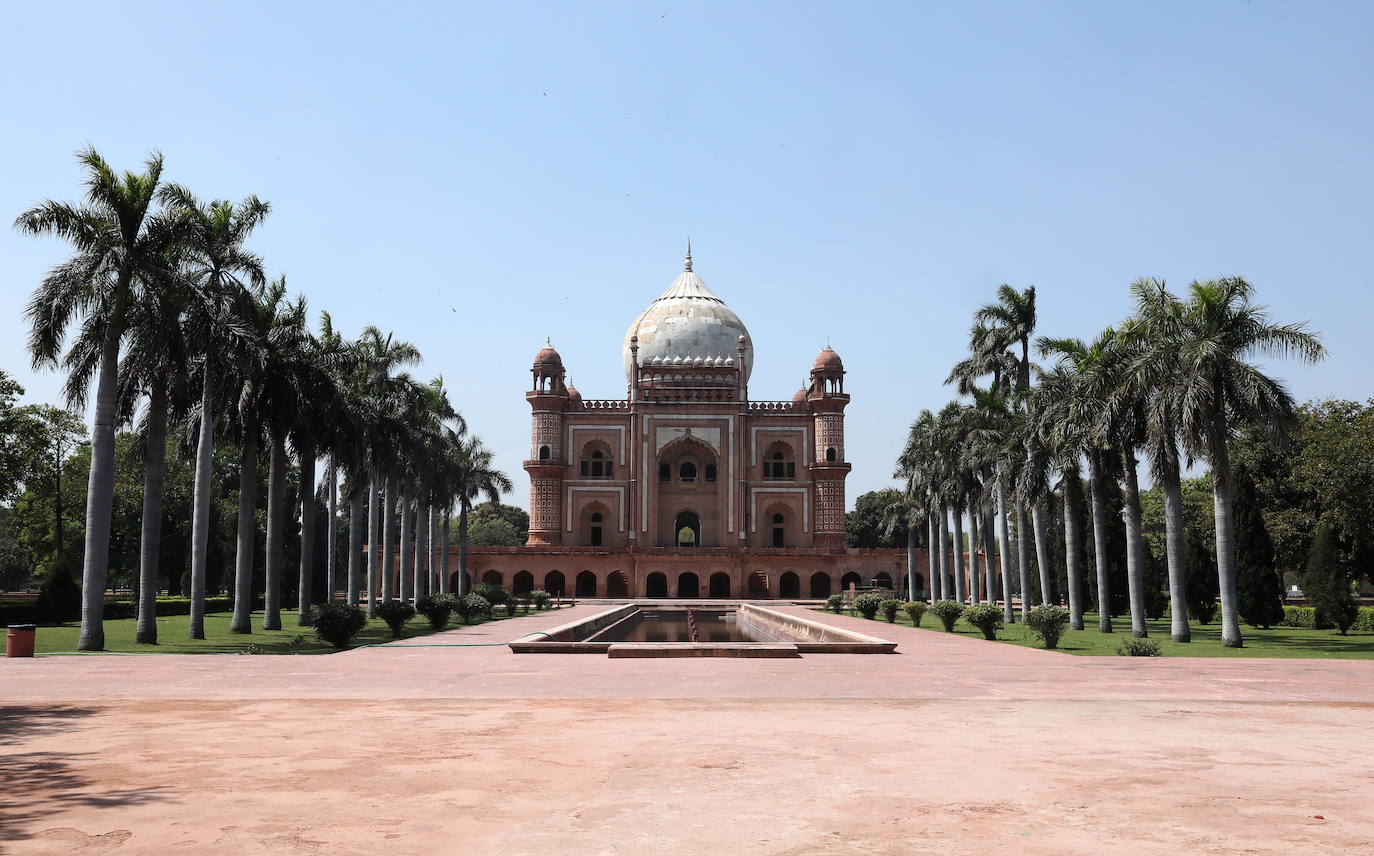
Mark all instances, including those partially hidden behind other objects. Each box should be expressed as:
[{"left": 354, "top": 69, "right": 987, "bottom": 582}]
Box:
[
  {"left": 580, "top": 447, "right": 613, "bottom": 479},
  {"left": 659, "top": 462, "right": 671, "bottom": 481},
  {"left": 764, "top": 446, "right": 796, "bottom": 480},
  {"left": 679, "top": 461, "right": 697, "bottom": 482},
  {"left": 826, "top": 447, "right": 837, "bottom": 462},
  {"left": 538, "top": 445, "right": 551, "bottom": 460},
  {"left": 590, "top": 511, "right": 603, "bottom": 547},
  {"left": 772, "top": 512, "right": 786, "bottom": 548},
  {"left": 704, "top": 463, "right": 717, "bottom": 482}
]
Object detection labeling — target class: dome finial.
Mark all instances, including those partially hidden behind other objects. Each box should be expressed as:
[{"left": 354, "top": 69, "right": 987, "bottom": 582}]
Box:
[{"left": 684, "top": 238, "right": 693, "bottom": 272}]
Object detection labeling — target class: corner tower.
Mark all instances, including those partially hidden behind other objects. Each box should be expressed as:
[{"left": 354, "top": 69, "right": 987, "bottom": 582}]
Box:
[
  {"left": 808, "top": 347, "right": 851, "bottom": 547},
  {"left": 525, "top": 343, "right": 568, "bottom": 546}
]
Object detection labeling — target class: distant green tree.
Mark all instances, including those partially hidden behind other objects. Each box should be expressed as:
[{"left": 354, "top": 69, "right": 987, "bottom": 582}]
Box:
[
  {"left": 466, "top": 517, "right": 523, "bottom": 547},
  {"left": 845, "top": 489, "right": 907, "bottom": 548},
  {"left": 1234, "top": 463, "right": 1284, "bottom": 629},
  {"left": 1303, "top": 521, "right": 1359, "bottom": 634},
  {"left": 1185, "top": 533, "right": 1219, "bottom": 624},
  {"left": 464, "top": 502, "right": 528, "bottom": 543}
]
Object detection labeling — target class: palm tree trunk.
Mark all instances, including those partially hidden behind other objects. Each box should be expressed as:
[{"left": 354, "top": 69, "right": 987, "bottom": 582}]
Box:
[
  {"left": 382, "top": 475, "right": 398, "bottom": 603},
  {"left": 230, "top": 434, "right": 258, "bottom": 634},
  {"left": 1061, "top": 472, "right": 1085, "bottom": 631},
  {"left": 967, "top": 502, "right": 981, "bottom": 604},
  {"left": 77, "top": 317, "right": 125, "bottom": 651},
  {"left": 1211, "top": 412, "right": 1243, "bottom": 648},
  {"left": 1031, "top": 501, "right": 1053, "bottom": 606},
  {"left": 982, "top": 506, "right": 997, "bottom": 604},
  {"left": 1158, "top": 456, "right": 1191, "bottom": 642},
  {"left": 1015, "top": 502, "right": 1031, "bottom": 620},
  {"left": 951, "top": 509, "right": 966, "bottom": 603},
  {"left": 325, "top": 456, "right": 337, "bottom": 603},
  {"left": 927, "top": 514, "right": 939, "bottom": 604},
  {"left": 414, "top": 503, "right": 426, "bottom": 601},
  {"left": 420, "top": 505, "right": 431, "bottom": 599},
  {"left": 995, "top": 485, "right": 1014, "bottom": 622},
  {"left": 263, "top": 433, "right": 286, "bottom": 631},
  {"left": 1088, "top": 453, "right": 1113, "bottom": 634},
  {"left": 938, "top": 510, "right": 951, "bottom": 601},
  {"left": 297, "top": 444, "right": 316, "bottom": 625},
  {"left": 440, "top": 509, "right": 451, "bottom": 594},
  {"left": 399, "top": 485, "right": 413, "bottom": 604},
  {"left": 135, "top": 383, "right": 169, "bottom": 644},
  {"left": 366, "top": 473, "right": 379, "bottom": 617},
  {"left": 188, "top": 371, "right": 214, "bottom": 640},
  {"left": 347, "top": 484, "right": 363, "bottom": 606},
  {"left": 458, "top": 503, "right": 471, "bottom": 595},
  {"left": 905, "top": 523, "right": 918, "bottom": 600},
  {"left": 1120, "top": 450, "right": 1148, "bottom": 638}
]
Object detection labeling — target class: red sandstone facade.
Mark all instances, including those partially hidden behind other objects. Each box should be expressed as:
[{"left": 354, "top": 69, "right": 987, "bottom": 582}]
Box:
[{"left": 464, "top": 249, "right": 914, "bottom": 599}]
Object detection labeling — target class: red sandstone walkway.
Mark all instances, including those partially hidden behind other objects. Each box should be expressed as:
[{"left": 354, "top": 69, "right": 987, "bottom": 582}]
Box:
[
  {"left": 4, "top": 602, "right": 1372, "bottom": 703},
  {"left": 2, "top": 604, "right": 1372, "bottom": 855}
]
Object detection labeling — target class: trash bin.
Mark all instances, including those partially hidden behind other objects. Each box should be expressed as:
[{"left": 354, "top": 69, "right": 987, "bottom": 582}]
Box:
[{"left": 6, "top": 624, "right": 36, "bottom": 658}]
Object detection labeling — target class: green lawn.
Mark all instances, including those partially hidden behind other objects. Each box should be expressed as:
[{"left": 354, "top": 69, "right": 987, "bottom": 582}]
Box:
[
  {"left": 29, "top": 607, "right": 544, "bottom": 656},
  {"left": 822, "top": 608, "right": 1374, "bottom": 659}
]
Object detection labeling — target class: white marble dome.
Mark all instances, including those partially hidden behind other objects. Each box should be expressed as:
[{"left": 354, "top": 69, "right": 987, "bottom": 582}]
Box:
[{"left": 622, "top": 250, "right": 753, "bottom": 384}]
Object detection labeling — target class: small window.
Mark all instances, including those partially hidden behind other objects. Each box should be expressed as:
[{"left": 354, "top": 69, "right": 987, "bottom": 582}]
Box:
[
  {"left": 826, "top": 447, "right": 837, "bottom": 462},
  {"left": 786, "top": 461, "right": 796, "bottom": 478},
  {"left": 704, "top": 464, "right": 716, "bottom": 482},
  {"left": 659, "top": 463, "right": 671, "bottom": 481},
  {"left": 772, "top": 514, "right": 785, "bottom": 548},
  {"left": 772, "top": 513, "right": 784, "bottom": 525},
  {"left": 539, "top": 445, "right": 551, "bottom": 460},
  {"left": 680, "top": 461, "right": 697, "bottom": 482},
  {"left": 591, "top": 512, "right": 603, "bottom": 523},
  {"left": 580, "top": 460, "right": 589, "bottom": 477}
]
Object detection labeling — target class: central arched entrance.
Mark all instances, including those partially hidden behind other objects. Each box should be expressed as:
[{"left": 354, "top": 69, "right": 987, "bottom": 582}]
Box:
[
  {"left": 674, "top": 510, "right": 700, "bottom": 547},
  {"left": 709, "top": 572, "right": 731, "bottom": 597},
  {"left": 779, "top": 571, "right": 800, "bottom": 599},
  {"left": 677, "top": 572, "right": 700, "bottom": 598}
]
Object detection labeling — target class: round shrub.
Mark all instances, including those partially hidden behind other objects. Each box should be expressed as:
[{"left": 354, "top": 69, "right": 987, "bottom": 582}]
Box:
[
  {"left": 458, "top": 593, "right": 491, "bottom": 623},
  {"left": 312, "top": 602, "right": 367, "bottom": 649},
  {"left": 376, "top": 601, "right": 416, "bottom": 639},
  {"left": 1117, "top": 638, "right": 1163, "bottom": 657},
  {"left": 880, "top": 598, "right": 902, "bottom": 623},
  {"left": 825, "top": 594, "right": 845, "bottom": 614},
  {"left": 930, "top": 600, "right": 965, "bottom": 632},
  {"left": 853, "top": 592, "right": 884, "bottom": 620},
  {"left": 530, "top": 590, "right": 552, "bottom": 610},
  {"left": 901, "top": 601, "right": 928, "bottom": 627},
  {"left": 1025, "top": 605, "right": 1072, "bottom": 649},
  {"left": 416, "top": 593, "right": 459, "bottom": 630},
  {"left": 471, "top": 582, "right": 508, "bottom": 607},
  {"left": 962, "top": 603, "right": 1004, "bottom": 640}
]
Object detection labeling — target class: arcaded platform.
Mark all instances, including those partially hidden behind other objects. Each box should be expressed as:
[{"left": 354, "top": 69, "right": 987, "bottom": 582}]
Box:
[{"left": 2, "top": 604, "right": 1371, "bottom": 854}]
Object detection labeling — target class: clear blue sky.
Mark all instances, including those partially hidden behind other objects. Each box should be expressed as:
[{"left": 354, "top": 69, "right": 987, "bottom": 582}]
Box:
[{"left": 2, "top": 1, "right": 1371, "bottom": 509}]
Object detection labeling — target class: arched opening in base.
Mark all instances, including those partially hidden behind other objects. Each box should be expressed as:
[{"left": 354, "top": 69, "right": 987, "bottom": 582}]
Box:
[
  {"left": 575, "top": 571, "right": 597, "bottom": 598},
  {"left": 810, "top": 572, "right": 832, "bottom": 598},
  {"left": 513, "top": 570, "right": 534, "bottom": 595},
  {"left": 482, "top": 569, "right": 503, "bottom": 587},
  {"left": 544, "top": 570, "right": 565, "bottom": 596},
  {"left": 840, "top": 571, "right": 862, "bottom": 592},
  {"left": 779, "top": 571, "right": 800, "bottom": 599},
  {"left": 646, "top": 572, "right": 668, "bottom": 598},
  {"left": 746, "top": 571, "right": 769, "bottom": 598},
  {"left": 709, "top": 572, "right": 731, "bottom": 598},
  {"left": 607, "top": 570, "right": 630, "bottom": 598},
  {"left": 677, "top": 572, "right": 700, "bottom": 598}
]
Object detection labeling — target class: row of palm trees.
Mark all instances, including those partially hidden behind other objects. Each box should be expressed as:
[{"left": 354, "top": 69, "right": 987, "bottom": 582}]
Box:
[
  {"left": 890, "top": 278, "right": 1323, "bottom": 648},
  {"left": 17, "top": 148, "right": 510, "bottom": 650}
]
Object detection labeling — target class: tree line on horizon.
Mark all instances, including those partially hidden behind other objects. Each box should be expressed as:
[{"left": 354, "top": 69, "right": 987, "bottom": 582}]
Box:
[
  {"left": 4, "top": 148, "right": 512, "bottom": 651},
  {"left": 876, "top": 277, "right": 1371, "bottom": 646}
]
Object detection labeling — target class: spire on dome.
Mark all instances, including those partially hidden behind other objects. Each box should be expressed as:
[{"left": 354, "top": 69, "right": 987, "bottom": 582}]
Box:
[{"left": 684, "top": 238, "right": 693, "bottom": 272}]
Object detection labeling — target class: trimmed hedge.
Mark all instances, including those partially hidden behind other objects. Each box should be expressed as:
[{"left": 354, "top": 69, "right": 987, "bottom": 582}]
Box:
[{"left": 0, "top": 595, "right": 238, "bottom": 625}]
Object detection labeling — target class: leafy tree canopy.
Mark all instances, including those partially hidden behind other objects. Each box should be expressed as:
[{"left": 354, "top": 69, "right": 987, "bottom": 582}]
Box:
[{"left": 846, "top": 489, "right": 908, "bottom": 549}]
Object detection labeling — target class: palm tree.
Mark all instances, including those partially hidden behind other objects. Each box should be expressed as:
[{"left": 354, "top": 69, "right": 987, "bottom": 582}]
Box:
[
  {"left": 1116, "top": 282, "right": 1190, "bottom": 640},
  {"left": 1153, "top": 278, "right": 1324, "bottom": 647},
  {"left": 158, "top": 187, "right": 268, "bottom": 639},
  {"left": 17, "top": 148, "right": 182, "bottom": 650},
  {"left": 449, "top": 436, "right": 512, "bottom": 594},
  {"left": 974, "top": 285, "right": 1038, "bottom": 394}
]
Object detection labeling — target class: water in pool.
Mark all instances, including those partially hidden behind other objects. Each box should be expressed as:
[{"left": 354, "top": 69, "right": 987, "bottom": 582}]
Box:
[{"left": 595, "top": 610, "right": 760, "bottom": 643}]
